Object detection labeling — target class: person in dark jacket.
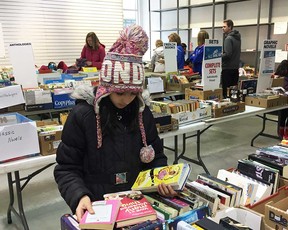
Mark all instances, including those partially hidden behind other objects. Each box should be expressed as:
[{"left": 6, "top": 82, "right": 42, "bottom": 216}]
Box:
[
  {"left": 221, "top": 19, "right": 241, "bottom": 98},
  {"left": 54, "top": 25, "right": 176, "bottom": 221}
]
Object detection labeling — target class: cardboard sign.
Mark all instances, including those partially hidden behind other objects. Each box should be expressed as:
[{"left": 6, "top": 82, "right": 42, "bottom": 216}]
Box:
[
  {"left": 0, "top": 113, "right": 39, "bottom": 161},
  {"left": 164, "top": 42, "right": 177, "bottom": 73},
  {"left": 202, "top": 39, "right": 222, "bottom": 90},
  {"left": 8, "top": 42, "right": 38, "bottom": 88},
  {"left": 257, "top": 40, "right": 277, "bottom": 93},
  {"left": 0, "top": 85, "right": 25, "bottom": 109}
]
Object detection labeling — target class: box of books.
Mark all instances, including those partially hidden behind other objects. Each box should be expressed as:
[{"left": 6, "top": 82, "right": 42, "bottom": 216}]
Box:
[
  {"left": 0, "top": 113, "right": 40, "bottom": 162},
  {"left": 36, "top": 121, "right": 63, "bottom": 156},
  {"left": 52, "top": 88, "right": 75, "bottom": 109},
  {"left": 23, "top": 89, "right": 53, "bottom": 111},
  {"left": 212, "top": 102, "right": 245, "bottom": 118},
  {"left": 185, "top": 87, "right": 223, "bottom": 100},
  {"left": 245, "top": 95, "right": 287, "bottom": 108},
  {"left": 265, "top": 196, "right": 288, "bottom": 230}
]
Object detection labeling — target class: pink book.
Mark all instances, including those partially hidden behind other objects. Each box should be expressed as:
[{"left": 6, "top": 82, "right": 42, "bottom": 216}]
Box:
[{"left": 79, "top": 199, "right": 121, "bottom": 230}]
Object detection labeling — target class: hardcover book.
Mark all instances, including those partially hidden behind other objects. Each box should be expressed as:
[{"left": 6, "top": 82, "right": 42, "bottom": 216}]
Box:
[
  {"left": 248, "top": 153, "right": 288, "bottom": 178},
  {"left": 103, "top": 190, "right": 157, "bottom": 228},
  {"left": 131, "top": 163, "right": 191, "bottom": 193},
  {"left": 237, "top": 158, "right": 280, "bottom": 194},
  {"left": 79, "top": 199, "right": 121, "bottom": 230},
  {"left": 61, "top": 214, "right": 80, "bottom": 230},
  {"left": 256, "top": 145, "right": 288, "bottom": 165},
  {"left": 197, "top": 173, "right": 242, "bottom": 207}
]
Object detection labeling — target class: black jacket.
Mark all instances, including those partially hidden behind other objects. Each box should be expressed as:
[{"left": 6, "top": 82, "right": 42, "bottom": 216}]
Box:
[{"left": 54, "top": 97, "right": 167, "bottom": 213}]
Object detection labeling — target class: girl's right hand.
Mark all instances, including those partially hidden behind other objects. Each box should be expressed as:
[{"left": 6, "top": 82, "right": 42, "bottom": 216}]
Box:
[{"left": 75, "top": 195, "right": 94, "bottom": 222}]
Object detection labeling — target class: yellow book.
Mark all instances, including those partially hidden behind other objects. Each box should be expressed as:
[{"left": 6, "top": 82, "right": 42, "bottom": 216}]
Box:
[{"left": 131, "top": 163, "right": 191, "bottom": 193}]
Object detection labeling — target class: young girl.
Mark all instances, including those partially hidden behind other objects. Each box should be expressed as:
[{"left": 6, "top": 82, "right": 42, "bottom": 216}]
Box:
[{"left": 54, "top": 25, "right": 177, "bottom": 221}]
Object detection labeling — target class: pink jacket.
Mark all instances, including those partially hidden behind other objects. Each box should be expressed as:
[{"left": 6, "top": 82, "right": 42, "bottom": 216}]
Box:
[{"left": 80, "top": 44, "right": 106, "bottom": 70}]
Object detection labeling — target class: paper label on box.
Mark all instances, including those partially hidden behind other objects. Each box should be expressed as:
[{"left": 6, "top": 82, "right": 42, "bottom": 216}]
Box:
[
  {"left": 0, "top": 114, "right": 18, "bottom": 126},
  {"left": 53, "top": 140, "right": 61, "bottom": 149},
  {"left": 0, "top": 85, "right": 25, "bottom": 109}
]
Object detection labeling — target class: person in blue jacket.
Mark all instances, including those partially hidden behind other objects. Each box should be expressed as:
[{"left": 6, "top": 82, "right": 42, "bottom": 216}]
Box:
[
  {"left": 168, "top": 33, "right": 185, "bottom": 70},
  {"left": 189, "top": 30, "right": 209, "bottom": 75}
]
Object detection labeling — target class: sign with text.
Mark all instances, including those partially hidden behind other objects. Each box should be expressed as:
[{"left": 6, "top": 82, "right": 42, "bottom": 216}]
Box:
[
  {"left": 8, "top": 42, "right": 38, "bottom": 88},
  {"left": 164, "top": 42, "right": 177, "bottom": 73},
  {"left": 257, "top": 40, "right": 277, "bottom": 93},
  {"left": 0, "top": 113, "right": 39, "bottom": 161},
  {"left": 0, "top": 85, "right": 25, "bottom": 109},
  {"left": 202, "top": 39, "right": 222, "bottom": 90}
]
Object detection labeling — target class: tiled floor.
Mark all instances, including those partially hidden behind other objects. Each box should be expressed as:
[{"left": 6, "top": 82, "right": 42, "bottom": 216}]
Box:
[{"left": 0, "top": 114, "right": 281, "bottom": 230}]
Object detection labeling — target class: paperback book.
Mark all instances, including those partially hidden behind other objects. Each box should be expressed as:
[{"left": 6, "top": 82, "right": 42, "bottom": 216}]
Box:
[
  {"left": 131, "top": 163, "right": 191, "bottom": 193},
  {"left": 103, "top": 190, "right": 157, "bottom": 228},
  {"left": 79, "top": 199, "right": 121, "bottom": 230}
]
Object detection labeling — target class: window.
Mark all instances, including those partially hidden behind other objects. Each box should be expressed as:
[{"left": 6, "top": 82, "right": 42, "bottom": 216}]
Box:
[{"left": 123, "top": 0, "right": 138, "bottom": 27}]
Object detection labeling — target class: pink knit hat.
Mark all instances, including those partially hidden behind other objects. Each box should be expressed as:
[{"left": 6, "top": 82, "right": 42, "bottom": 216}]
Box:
[{"left": 94, "top": 24, "right": 155, "bottom": 163}]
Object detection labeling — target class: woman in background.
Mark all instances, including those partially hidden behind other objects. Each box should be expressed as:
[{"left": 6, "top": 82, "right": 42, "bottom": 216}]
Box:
[
  {"left": 151, "top": 39, "right": 164, "bottom": 72},
  {"left": 189, "top": 30, "right": 209, "bottom": 76},
  {"left": 80, "top": 32, "right": 106, "bottom": 70},
  {"left": 168, "top": 33, "right": 185, "bottom": 70}
]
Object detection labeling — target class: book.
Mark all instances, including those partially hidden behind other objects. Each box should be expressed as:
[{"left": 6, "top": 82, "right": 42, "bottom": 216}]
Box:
[
  {"left": 219, "top": 216, "right": 253, "bottom": 230},
  {"left": 144, "top": 194, "right": 179, "bottom": 218},
  {"left": 194, "top": 217, "right": 226, "bottom": 230},
  {"left": 61, "top": 214, "right": 80, "bottom": 230},
  {"left": 131, "top": 163, "right": 191, "bottom": 193},
  {"left": 256, "top": 145, "right": 288, "bottom": 164},
  {"left": 148, "top": 193, "right": 191, "bottom": 215},
  {"left": 167, "top": 205, "right": 209, "bottom": 230},
  {"left": 237, "top": 158, "right": 280, "bottom": 194},
  {"left": 248, "top": 153, "right": 288, "bottom": 178},
  {"left": 79, "top": 199, "right": 121, "bottom": 230},
  {"left": 185, "top": 181, "right": 221, "bottom": 217},
  {"left": 151, "top": 204, "right": 172, "bottom": 220},
  {"left": 177, "top": 192, "right": 210, "bottom": 211},
  {"left": 122, "top": 219, "right": 164, "bottom": 230},
  {"left": 196, "top": 173, "right": 242, "bottom": 207},
  {"left": 189, "top": 181, "right": 231, "bottom": 207},
  {"left": 103, "top": 190, "right": 157, "bottom": 228},
  {"left": 216, "top": 169, "right": 259, "bottom": 206}
]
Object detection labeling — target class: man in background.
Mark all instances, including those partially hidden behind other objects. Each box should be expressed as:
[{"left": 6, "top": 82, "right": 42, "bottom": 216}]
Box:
[{"left": 221, "top": 19, "right": 241, "bottom": 98}]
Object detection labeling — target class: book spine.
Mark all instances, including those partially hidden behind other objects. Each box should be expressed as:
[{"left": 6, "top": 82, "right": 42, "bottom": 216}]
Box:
[{"left": 152, "top": 204, "right": 171, "bottom": 220}]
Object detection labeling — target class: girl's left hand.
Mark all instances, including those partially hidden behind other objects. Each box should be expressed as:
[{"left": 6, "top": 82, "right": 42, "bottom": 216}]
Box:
[{"left": 157, "top": 183, "right": 178, "bottom": 198}]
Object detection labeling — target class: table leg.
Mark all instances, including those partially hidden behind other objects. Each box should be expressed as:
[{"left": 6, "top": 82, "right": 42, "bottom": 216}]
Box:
[
  {"left": 7, "top": 173, "right": 14, "bottom": 224},
  {"left": 14, "top": 171, "right": 29, "bottom": 230}
]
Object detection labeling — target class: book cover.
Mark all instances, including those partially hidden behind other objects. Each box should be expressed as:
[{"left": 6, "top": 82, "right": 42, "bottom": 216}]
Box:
[
  {"left": 79, "top": 199, "right": 121, "bottom": 230},
  {"left": 219, "top": 216, "right": 253, "bottom": 230},
  {"left": 177, "top": 192, "right": 210, "bottom": 211},
  {"left": 195, "top": 217, "right": 226, "bottom": 230},
  {"left": 151, "top": 204, "right": 172, "bottom": 220},
  {"left": 248, "top": 153, "right": 288, "bottom": 178},
  {"left": 256, "top": 146, "right": 288, "bottom": 165},
  {"left": 131, "top": 163, "right": 191, "bottom": 193},
  {"left": 237, "top": 158, "right": 280, "bottom": 194},
  {"left": 104, "top": 190, "right": 157, "bottom": 228}
]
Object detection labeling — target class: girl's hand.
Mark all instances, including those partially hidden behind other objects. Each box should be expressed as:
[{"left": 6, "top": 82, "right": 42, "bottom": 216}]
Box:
[
  {"left": 75, "top": 195, "right": 94, "bottom": 222},
  {"left": 157, "top": 183, "right": 178, "bottom": 198}
]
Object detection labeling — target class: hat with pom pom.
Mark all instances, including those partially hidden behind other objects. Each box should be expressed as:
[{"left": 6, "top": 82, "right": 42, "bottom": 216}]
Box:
[{"left": 94, "top": 24, "right": 155, "bottom": 163}]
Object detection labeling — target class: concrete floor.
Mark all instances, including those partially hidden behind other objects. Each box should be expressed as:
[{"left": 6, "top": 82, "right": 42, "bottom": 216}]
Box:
[{"left": 0, "top": 114, "right": 281, "bottom": 230}]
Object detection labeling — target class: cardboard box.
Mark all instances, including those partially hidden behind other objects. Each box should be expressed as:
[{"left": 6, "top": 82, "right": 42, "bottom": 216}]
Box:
[
  {"left": 212, "top": 102, "right": 245, "bottom": 118},
  {"left": 166, "top": 82, "right": 194, "bottom": 92},
  {"left": 265, "top": 196, "right": 288, "bottom": 230},
  {"left": 0, "top": 113, "right": 40, "bottom": 162},
  {"left": 37, "top": 121, "right": 62, "bottom": 156},
  {"left": 37, "top": 72, "right": 61, "bottom": 84},
  {"left": 245, "top": 95, "right": 287, "bottom": 108},
  {"left": 52, "top": 88, "right": 75, "bottom": 109},
  {"left": 243, "top": 186, "right": 288, "bottom": 230},
  {"left": 24, "top": 89, "right": 53, "bottom": 111},
  {"left": 271, "top": 78, "right": 284, "bottom": 87},
  {"left": 185, "top": 88, "right": 223, "bottom": 100}
]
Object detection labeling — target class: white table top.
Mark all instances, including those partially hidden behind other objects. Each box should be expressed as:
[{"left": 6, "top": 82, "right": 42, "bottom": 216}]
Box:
[{"left": 0, "top": 154, "right": 56, "bottom": 174}]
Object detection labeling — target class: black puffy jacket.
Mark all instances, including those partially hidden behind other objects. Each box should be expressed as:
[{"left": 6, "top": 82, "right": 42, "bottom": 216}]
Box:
[{"left": 54, "top": 98, "right": 167, "bottom": 213}]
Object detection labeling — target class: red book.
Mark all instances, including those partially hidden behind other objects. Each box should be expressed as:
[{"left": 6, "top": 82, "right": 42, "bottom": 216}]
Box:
[
  {"left": 79, "top": 199, "right": 121, "bottom": 230},
  {"left": 103, "top": 190, "right": 157, "bottom": 228}
]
